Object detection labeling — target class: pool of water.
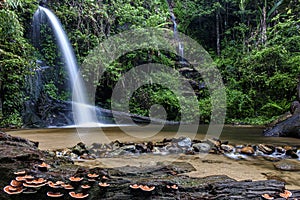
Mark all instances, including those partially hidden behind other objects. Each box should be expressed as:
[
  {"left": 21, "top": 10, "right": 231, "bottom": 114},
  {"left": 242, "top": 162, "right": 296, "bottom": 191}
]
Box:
[{"left": 6, "top": 124, "right": 300, "bottom": 149}]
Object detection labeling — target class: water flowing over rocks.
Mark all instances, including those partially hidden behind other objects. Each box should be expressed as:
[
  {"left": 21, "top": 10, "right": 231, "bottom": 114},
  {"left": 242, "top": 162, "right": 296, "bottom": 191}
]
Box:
[
  {"left": 1, "top": 131, "right": 299, "bottom": 200},
  {"left": 56, "top": 136, "right": 300, "bottom": 162}
]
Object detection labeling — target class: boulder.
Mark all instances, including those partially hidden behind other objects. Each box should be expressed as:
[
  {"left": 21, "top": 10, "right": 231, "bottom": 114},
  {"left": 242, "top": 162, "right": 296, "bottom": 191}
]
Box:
[
  {"left": 192, "top": 143, "right": 211, "bottom": 153},
  {"left": 274, "top": 160, "right": 300, "bottom": 171},
  {"left": 263, "top": 101, "right": 300, "bottom": 138}
]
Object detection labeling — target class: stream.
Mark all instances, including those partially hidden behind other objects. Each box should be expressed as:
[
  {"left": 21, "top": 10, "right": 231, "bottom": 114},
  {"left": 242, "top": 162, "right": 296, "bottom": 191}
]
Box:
[{"left": 6, "top": 125, "right": 300, "bottom": 190}]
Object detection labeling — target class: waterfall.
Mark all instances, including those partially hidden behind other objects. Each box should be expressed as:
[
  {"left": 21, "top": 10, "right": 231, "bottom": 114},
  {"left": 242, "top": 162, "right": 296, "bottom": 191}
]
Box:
[
  {"left": 166, "top": 1, "right": 184, "bottom": 62},
  {"left": 33, "top": 6, "right": 97, "bottom": 127}
]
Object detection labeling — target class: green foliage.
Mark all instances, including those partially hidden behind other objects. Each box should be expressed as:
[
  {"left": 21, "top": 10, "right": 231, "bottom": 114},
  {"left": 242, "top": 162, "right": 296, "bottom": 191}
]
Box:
[
  {"left": 0, "top": 1, "right": 36, "bottom": 127},
  {"left": 1, "top": 0, "right": 300, "bottom": 126}
]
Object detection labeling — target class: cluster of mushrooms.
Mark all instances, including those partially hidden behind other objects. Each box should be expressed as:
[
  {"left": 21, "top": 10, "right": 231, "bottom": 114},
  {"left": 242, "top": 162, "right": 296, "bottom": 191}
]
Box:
[
  {"left": 2, "top": 160, "right": 179, "bottom": 198},
  {"left": 3, "top": 161, "right": 111, "bottom": 199},
  {"left": 261, "top": 189, "right": 293, "bottom": 199}
]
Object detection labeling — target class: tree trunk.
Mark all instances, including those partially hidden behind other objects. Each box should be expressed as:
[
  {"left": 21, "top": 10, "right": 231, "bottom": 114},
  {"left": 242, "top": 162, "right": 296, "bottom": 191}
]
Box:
[
  {"left": 297, "top": 75, "right": 300, "bottom": 101},
  {"left": 261, "top": 1, "right": 267, "bottom": 45},
  {"left": 216, "top": 9, "right": 220, "bottom": 56}
]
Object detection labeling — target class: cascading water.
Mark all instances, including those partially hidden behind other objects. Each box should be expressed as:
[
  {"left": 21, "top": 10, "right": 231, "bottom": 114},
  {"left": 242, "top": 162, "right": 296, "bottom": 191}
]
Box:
[
  {"left": 166, "top": 1, "right": 184, "bottom": 63},
  {"left": 33, "top": 6, "right": 98, "bottom": 127}
]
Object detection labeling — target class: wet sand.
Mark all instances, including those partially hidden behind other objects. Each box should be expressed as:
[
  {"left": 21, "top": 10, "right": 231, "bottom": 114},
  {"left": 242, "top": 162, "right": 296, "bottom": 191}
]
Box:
[{"left": 7, "top": 127, "right": 300, "bottom": 190}]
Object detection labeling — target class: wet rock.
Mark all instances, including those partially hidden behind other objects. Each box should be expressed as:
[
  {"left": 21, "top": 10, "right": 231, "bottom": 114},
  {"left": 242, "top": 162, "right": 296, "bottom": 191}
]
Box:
[
  {"left": 90, "top": 142, "right": 102, "bottom": 149},
  {"left": 263, "top": 156, "right": 281, "bottom": 162},
  {"left": 111, "top": 140, "right": 121, "bottom": 150},
  {"left": 71, "top": 142, "right": 88, "bottom": 156},
  {"left": 286, "top": 149, "right": 299, "bottom": 159},
  {"left": 206, "top": 138, "right": 222, "bottom": 147},
  {"left": 275, "top": 146, "right": 286, "bottom": 154},
  {"left": 135, "top": 143, "right": 147, "bottom": 153},
  {"left": 147, "top": 141, "right": 154, "bottom": 151},
  {"left": 176, "top": 137, "right": 192, "bottom": 148},
  {"left": 240, "top": 146, "right": 255, "bottom": 155},
  {"left": 167, "top": 146, "right": 183, "bottom": 154},
  {"left": 220, "top": 144, "right": 234, "bottom": 153},
  {"left": 192, "top": 143, "right": 211, "bottom": 153},
  {"left": 263, "top": 108, "right": 300, "bottom": 138},
  {"left": 258, "top": 144, "right": 275, "bottom": 155},
  {"left": 274, "top": 159, "right": 300, "bottom": 171}
]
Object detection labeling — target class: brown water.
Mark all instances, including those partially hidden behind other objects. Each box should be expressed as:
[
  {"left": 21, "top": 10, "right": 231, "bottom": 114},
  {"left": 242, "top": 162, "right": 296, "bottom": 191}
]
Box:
[
  {"left": 6, "top": 125, "right": 300, "bottom": 189},
  {"left": 6, "top": 125, "right": 300, "bottom": 149}
]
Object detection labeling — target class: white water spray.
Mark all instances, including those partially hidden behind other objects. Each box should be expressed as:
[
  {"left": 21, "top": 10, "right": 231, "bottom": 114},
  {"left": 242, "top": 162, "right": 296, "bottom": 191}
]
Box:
[{"left": 37, "top": 6, "right": 98, "bottom": 126}]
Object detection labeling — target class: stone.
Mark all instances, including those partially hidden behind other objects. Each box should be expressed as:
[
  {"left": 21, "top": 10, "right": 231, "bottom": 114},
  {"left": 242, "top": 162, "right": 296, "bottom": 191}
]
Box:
[
  {"left": 274, "top": 160, "right": 300, "bottom": 171},
  {"left": 240, "top": 146, "right": 255, "bottom": 155},
  {"left": 192, "top": 143, "right": 211, "bottom": 153},
  {"left": 263, "top": 112, "right": 300, "bottom": 138},
  {"left": 220, "top": 144, "right": 234, "bottom": 152},
  {"left": 285, "top": 149, "right": 299, "bottom": 159},
  {"left": 71, "top": 142, "right": 88, "bottom": 156},
  {"left": 176, "top": 137, "right": 192, "bottom": 148},
  {"left": 258, "top": 144, "right": 275, "bottom": 155}
]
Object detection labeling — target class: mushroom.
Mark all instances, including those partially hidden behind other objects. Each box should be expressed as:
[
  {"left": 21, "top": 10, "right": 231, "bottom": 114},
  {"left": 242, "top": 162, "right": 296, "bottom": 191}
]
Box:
[
  {"left": 279, "top": 190, "right": 292, "bottom": 199},
  {"left": 24, "top": 175, "right": 35, "bottom": 181},
  {"left": 55, "top": 181, "right": 64, "bottom": 185},
  {"left": 81, "top": 184, "right": 91, "bottom": 189},
  {"left": 38, "top": 162, "right": 50, "bottom": 172},
  {"left": 87, "top": 173, "right": 99, "bottom": 178},
  {"left": 166, "top": 184, "right": 178, "bottom": 190},
  {"left": 139, "top": 185, "right": 155, "bottom": 192},
  {"left": 15, "top": 176, "right": 26, "bottom": 182},
  {"left": 69, "top": 191, "right": 89, "bottom": 199},
  {"left": 129, "top": 184, "right": 139, "bottom": 189},
  {"left": 48, "top": 181, "right": 61, "bottom": 189},
  {"left": 3, "top": 185, "right": 23, "bottom": 195},
  {"left": 98, "top": 182, "right": 110, "bottom": 187},
  {"left": 61, "top": 183, "right": 74, "bottom": 190},
  {"left": 23, "top": 182, "right": 47, "bottom": 188},
  {"left": 10, "top": 180, "right": 23, "bottom": 187},
  {"left": 14, "top": 171, "right": 26, "bottom": 176},
  {"left": 101, "top": 175, "right": 108, "bottom": 180},
  {"left": 69, "top": 177, "right": 83, "bottom": 182},
  {"left": 47, "top": 191, "right": 64, "bottom": 198},
  {"left": 28, "top": 178, "right": 47, "bottom": 184},
  {"left": 261, "top": 194, "right": 274, "bottom": 200}
]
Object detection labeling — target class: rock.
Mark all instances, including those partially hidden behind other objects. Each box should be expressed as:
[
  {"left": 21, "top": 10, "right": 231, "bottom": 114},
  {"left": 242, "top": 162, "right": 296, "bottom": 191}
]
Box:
[
  {"left": 258, "top": 144, "right": 275, "bottom": 155},
  {"left": 206, "top": 138, "right": 222, "bottom": 147},
  {"left": 147, "top": 141, "right": 154, "bottom": 151},
  {"left": 135, "top": 144, "right": 147, "bottom": 153},
  {"left": 285, "top": 149, "right": 299, "bottom": 159},
  {"left": 274, "top": 160, "right": 300, "bottom": 171},
  {"left": 167, "top": 146, "right": 183, "bottom": 154},
  {"left": 71, "top": 142, "right": 88, "bottom": 156},
  {"left": 176, "top": 137, "right": 192, "bottom": 148},
  {"left": 192, "top": 143, "right": 211, "bottom": 153},
  {"left": 220, "top": 144, "right": 234, "bottom": 153},
  {"left": 263, "top": 111, "right": 300, "bottom": 138},
  {"left": 240, "top": 146, "right": 255, "bottom": 155},
  {"left": 211, "top": 179, "right": 285, "bottom": 199},
  {"left": 275, "top": 146, "right": 286, "bottom": 154}
]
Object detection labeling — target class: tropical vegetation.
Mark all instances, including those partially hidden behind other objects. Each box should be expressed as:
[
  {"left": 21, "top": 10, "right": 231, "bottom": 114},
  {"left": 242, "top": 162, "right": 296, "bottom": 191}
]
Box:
[{"left": 0, "top": 0, "right": 299, "bottom": 127}]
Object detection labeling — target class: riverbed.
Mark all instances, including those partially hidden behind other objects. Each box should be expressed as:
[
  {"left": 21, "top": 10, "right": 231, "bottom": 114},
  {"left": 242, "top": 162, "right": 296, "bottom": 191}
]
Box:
[{"left": 6, "top": 125, "right": 300, "bottom": 189}]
